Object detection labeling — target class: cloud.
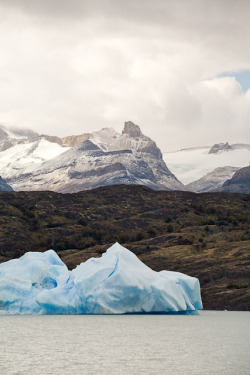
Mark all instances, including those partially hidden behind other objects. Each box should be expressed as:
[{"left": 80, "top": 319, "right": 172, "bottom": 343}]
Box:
[{"left": 0, "top": 0, "right": 249, "bottom": 151}]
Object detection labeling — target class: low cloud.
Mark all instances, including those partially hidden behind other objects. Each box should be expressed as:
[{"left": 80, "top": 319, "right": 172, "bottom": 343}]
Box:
[{"left": 0, "top": 0, "right": 249, "bottom": 151}]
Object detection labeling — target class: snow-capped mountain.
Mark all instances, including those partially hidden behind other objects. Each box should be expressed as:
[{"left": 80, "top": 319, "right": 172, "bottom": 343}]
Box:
[
  {"left": 163, "top": 143, "right": 250, "bottom": 190},
  {"left": 1, "top": 122, "right": 249, "bottom": 193},
  {"left": 0, "top": 122, "right": 184, "bottom": 192},
  {"left": 0, "top": 137, "right": 69, "bottom": 182},
  {"left": 186, "top": 166, "right": 240, "bottom": 193}
]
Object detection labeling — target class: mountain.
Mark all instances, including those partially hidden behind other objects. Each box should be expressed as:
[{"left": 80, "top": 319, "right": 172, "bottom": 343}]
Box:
[
  {"left": 217, "top": 166, "right": 250, "bottom": 194},
  {"left": 186, "top": 166, "right": 240, "bottom": 193},
  {"left": 0, "top": 137, "right": 69, "bottom": 184},
  {"left": 163, "top": 143, "right": 250, "bottom": 190},
  {"left": 1, "top": 122, "right": 248, "bottom": 193},
  {"left": 41, "top": 133, "right": 90, "bottom": 147},
  {"left": 0, "top": 176, "right": 13, "bottom": 191},
  {"left": 208, "top": 142, "right": 232, "bottom": 154},
  {"left": 209, "top": 143, "right": 250, "bottom": 153},
  {"left": 0, "top": 122, "right": 184, "bottom": 192}
]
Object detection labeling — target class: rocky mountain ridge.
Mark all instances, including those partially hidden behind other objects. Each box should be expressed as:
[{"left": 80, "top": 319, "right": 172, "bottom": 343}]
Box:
[
  {"left": 208, "top": 142, "right": 232, "bottom": 154},
  {"left": 0, "top": 123, "right": 249, "bottom": 193},
  {"left": 186, "top": 166, "right": 240, "bottom": 193},
  {"left": 41, "top": 133, "right": 91, "bottom": 147},
  {"left": 217, "top": 166, "right": 250, "bottom": 194},
  {"left": 0, "top": 122, "right": 184, "bottom": 192}
]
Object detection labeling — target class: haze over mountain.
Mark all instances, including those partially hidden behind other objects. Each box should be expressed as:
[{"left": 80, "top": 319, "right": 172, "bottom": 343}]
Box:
[
  {"left": 164, "top": 143, "right": 250, "bottom": 188},
  {"left": 186, "top": 166, "right": 240, "bottom": 193}
]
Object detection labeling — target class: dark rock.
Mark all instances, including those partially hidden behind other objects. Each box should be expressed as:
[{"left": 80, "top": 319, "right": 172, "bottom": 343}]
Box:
[
  {"left": 209, "top": 142, "right": 232, "bottom": 154},
  {"left": 0, "top": 177, "right": 13, "bottom": 191},
  {"left": 220, "top": 166, "right": 250, "bottom": 193},
  {"left": 122, "top": 121, "right": 143, "bottom": 137}
]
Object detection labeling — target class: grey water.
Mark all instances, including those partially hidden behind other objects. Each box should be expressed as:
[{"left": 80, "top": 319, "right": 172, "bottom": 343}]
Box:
[{"left": 0, "top": 311, "right": 249, "bottom": 375}]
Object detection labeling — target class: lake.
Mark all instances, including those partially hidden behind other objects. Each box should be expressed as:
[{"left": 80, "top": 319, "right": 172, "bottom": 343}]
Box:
[{"left": 0, "top": 311, "right": 249, "bottom": 374}]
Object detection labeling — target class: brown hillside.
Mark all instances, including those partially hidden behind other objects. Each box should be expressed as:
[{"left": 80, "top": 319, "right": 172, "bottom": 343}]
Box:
[{"left": 0, "top": 185, "right": 249, "bottom": 311}]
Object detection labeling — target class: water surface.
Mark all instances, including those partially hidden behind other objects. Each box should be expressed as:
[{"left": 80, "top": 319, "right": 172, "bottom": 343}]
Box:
[{"left": 0, "top": 311, "right": 249, "bottom": 374}]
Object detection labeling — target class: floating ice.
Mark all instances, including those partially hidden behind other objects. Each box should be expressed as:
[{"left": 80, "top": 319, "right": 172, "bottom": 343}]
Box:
[{"left": 0, "top": 243, "right": 202, "bottom": 314}]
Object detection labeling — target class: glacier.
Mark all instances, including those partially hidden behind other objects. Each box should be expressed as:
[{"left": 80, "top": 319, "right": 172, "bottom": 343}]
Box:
[{"left": 0, "top": 243, "right": 202, "bottom": 315}]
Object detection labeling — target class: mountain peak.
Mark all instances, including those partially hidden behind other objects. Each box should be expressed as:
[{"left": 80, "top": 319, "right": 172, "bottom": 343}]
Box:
[
  {"left": 209, "top": 142, "right": 232, "bottom": 154},
  {"left": 122, "top": 121, "right": 142, "bottom": 138}
]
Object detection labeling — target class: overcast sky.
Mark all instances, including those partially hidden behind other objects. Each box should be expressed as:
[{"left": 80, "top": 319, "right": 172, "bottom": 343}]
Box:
[{"left": 0, "top": 0, "right": 250, "bottom": 151}]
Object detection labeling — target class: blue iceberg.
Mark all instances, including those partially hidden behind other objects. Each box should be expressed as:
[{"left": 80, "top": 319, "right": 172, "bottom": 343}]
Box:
[{"left": 0, "top": 243, "right": 202, "bottom": 314}]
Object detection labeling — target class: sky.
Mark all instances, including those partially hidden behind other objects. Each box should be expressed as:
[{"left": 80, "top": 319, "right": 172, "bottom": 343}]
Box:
[{"left": 0, "top": 0, "right": 249, "bottom": 151}]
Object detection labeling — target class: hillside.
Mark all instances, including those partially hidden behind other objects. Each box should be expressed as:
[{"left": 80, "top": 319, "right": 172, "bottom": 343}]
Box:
[
  {"left": 219, "top": 166, "right": 250, "bottom": 194},
  {"left": 0, "top": 185, "right": 249, "bottom": 310}
]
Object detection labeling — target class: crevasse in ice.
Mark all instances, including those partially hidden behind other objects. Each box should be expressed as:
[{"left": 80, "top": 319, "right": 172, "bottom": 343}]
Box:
[{"left": 0, "top": 243, "right": 202, "bottom": 314}]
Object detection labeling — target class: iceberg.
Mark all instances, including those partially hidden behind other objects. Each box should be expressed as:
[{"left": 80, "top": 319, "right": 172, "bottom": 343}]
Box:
[{"left": 0, "top": 243, "right": 202, "bottom": 314}]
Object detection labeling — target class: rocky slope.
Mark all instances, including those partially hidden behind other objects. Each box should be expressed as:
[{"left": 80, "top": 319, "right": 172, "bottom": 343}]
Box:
[
  {"left": 0, "top": 122, "right": 184, "bottom": 193},
  {"left": 0, "top": 185, "right": 249, "bottom": 310},
  {"left": 186, "top": 166, "right": 240, "bottom": 193},
  {"left": 0, "top": 176, "right": 13, "bottom": 191},
  {"left": 0, "top": 138, "right": 69, "bottom": 184},
  {"left": 41, "top": 133, "right": 90, "bottom": 147},
  {"left": 218, "top": 166, "right": 250, "bottom": 194}
]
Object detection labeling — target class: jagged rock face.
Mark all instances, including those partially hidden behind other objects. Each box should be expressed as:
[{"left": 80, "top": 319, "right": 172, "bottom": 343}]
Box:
[
  {"left": 1, "top": 121, "right": 184, "bottom": 193},
  {"left": 209, "top": 142, "right": 232, "bottom": 154},
  {"left": 0, "top": 177, "right": 13, "bottom": 191},
  {"left": 61, "top": 133, "right": 91, "bottom": 147},
  {"left": 219, "top": 166, "right": 250, "bottom": 193},
  {"left": 41, "top": 134, "right": 63, "bottom": 145},
  {"left": 122, "top": 121, "right": 142, "bottom": 137},
  {"left": 90, "top": 122, "right": 171, "bottom": 183},
  {"left": 41, "top": 133, "right": 90, "bottom": 147},
  {"left": 186, "top": 166, "right": 240, "bottom": 193}
]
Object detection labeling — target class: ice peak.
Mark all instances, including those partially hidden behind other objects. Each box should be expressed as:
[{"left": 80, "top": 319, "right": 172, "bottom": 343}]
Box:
[{"left": 106, "top": 242, "right": 131, "bottom": 256}]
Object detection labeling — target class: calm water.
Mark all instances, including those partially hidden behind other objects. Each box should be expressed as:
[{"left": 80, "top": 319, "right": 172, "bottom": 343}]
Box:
[{"left": 0, "top": 311, "right": 249, "bottom": 375}]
